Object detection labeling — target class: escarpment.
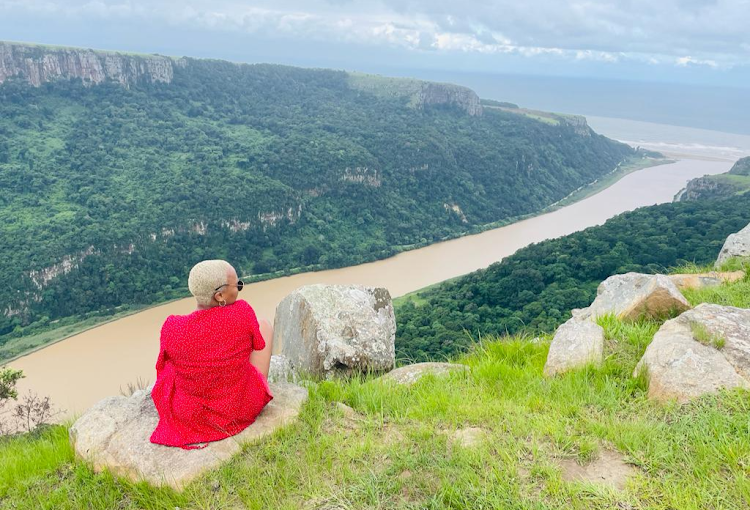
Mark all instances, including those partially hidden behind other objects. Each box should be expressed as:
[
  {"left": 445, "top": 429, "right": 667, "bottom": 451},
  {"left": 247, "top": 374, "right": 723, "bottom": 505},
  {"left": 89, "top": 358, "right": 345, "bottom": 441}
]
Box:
[{"left": 0, "top": 42, "right": 183, "bottom": 87}]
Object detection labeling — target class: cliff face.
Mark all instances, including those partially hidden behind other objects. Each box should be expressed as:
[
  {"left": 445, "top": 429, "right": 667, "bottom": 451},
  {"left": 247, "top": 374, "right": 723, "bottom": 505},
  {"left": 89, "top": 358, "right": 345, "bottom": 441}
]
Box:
[
  {"left": 2, "top": 41, "right": 485, "bottom": 117},
  {"left": 347, "top": 72, "right": 483, "bottom": 117},
  {"left": 0, "top": 42, "right": 184, "bottom": 87},
  {"left": 676, "top": 157, "right": 750, "bottom": 202},
  {"left": 560, "top": 115, "right": 592, "bottom": 136},
  {"left": 675, "top": 176, "right": 730, "bottom": 201},
  {"left": 729, "top": 157, "right": 750, "bottom": 176},
  {"left": 418, "top": 82, "right": 483, "bottom": 117}
]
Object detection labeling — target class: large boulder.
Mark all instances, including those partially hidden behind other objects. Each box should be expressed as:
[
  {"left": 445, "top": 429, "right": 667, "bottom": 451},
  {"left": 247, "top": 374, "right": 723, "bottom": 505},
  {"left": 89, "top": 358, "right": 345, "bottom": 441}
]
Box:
[
  {"left": 267, "top": 354, "right": 298, "bottom": 383},
  {"left": 634, "top": 304, "right": 750, "bottom": 402},
  {"left": 544, "top": 316, "right": 605, "bottom": 376},
  {"left": 69, "top": 382, "right": 308, "bottom": 490},
  {"left": 582, "top": 273, "right": 690, "bottom": 321},
  {"left": 379, "top": 362, "right": 468, "bottom": 386},
  {"left": 668, "top": 270, "right": 745, "bottom": 291},
  {"left": 273, "top": 284, "right": 396, "bottom": 378},
  {"left": 716, "top": 223, "right": 750, "bottom": 267}
]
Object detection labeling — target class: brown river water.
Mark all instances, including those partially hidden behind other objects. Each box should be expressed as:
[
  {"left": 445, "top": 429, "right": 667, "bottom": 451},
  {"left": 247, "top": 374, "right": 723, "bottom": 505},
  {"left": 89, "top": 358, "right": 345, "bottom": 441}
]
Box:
[{"left": 8, "top": 154, "right": 736, "bottom": 420}]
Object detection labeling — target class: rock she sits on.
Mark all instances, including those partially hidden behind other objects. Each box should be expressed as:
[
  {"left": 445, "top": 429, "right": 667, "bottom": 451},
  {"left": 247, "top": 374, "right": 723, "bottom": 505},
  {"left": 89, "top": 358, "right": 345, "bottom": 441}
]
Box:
[
  {"left": 69, "top": 382, "right": 308, "bottom": 490},
  {"left": 274, "top": 284, "right": 396, "bottom": 378}
]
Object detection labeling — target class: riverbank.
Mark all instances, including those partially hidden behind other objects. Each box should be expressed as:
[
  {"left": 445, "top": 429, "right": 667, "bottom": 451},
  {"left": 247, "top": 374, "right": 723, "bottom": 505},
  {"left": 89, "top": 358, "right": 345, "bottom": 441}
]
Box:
[{"left": 0, "top": 153, "right": 661, "bottom": 366}]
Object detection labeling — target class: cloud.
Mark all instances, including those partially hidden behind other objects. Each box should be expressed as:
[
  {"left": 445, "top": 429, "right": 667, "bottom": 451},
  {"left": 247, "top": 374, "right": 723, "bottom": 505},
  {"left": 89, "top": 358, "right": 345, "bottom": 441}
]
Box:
[
  {"left": 1, "top": 0, "right": 748, "bottom": 69},
  {"left": 676, "top": 56, "right": 720, "bottom": 68}
]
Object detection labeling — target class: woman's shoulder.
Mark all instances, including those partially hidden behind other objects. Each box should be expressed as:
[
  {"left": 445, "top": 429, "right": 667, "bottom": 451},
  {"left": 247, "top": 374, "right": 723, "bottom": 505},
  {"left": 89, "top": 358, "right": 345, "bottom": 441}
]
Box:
[
  {"left": 232, "top": 299, "right": 259, "bottom": 319},
  {"left": 233, "top": 299, "right": 251, "bottom": 310}
]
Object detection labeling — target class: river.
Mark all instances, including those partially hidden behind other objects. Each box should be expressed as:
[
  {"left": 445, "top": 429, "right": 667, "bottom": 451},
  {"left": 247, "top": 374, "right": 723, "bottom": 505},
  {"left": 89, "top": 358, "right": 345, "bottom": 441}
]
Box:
[{"left": 9, "top": 117, "right": 750, "bottom": 420}]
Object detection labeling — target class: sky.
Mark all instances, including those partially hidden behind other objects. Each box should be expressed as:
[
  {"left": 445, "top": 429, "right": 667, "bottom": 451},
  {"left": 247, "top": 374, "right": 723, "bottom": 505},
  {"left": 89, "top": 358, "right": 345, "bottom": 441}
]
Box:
[
  {"left": 1, "top": 0, "right": 749, "bottom": 132},
  {"left": 2, "top": 0, "right": 749, "bottom": 86}
]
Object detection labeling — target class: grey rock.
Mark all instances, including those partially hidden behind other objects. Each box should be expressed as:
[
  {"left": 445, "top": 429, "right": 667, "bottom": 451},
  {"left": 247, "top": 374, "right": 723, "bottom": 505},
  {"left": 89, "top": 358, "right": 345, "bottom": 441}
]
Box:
[
  {"left": 716, "top": 223, "right": 750, "bottom": 267},
  {"left": 274, "top": 285, "right": 396, "bottom": 379},
  {"left": 584, "top": 273, "right": 690, "bottom": 321},
  {"left": 267, "top": 354, "right": 298, "bottom": 384},
  {"left": 379, "top": 362, "right": 468, "bottom": 386},
  {"left": 668, "top": 271, "right": 746, "bottom": 291},
  {"left": 634, "top": 304, "right": 750, "bottom": 402},
  {"left": 0, "top": 42, "right": 183, "bottom": 87},
  {"left": 544, "top": 317, "right": 605, "bottom": 376},
  {"left": 69, "top": 382, "right": 308, "bottom": 490}
]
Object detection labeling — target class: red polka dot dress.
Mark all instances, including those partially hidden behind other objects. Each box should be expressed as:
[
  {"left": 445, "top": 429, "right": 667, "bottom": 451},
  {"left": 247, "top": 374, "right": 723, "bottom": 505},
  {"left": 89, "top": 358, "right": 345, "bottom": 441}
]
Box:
[{"left": 150, "top": 299, "right": 274, "bottom": 449}]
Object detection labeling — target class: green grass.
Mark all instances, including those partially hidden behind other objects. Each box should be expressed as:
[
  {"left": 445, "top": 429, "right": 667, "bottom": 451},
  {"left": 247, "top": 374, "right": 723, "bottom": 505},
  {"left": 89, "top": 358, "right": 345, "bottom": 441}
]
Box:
[
  {"left": 710, "top": 174, "right": 750, "bottom": 196},
  {"left": 3, "top": 277, "right": 750, "bottom": 508},
  {"left": 690, "top": 322, "right": 726, "bottom": 349}
]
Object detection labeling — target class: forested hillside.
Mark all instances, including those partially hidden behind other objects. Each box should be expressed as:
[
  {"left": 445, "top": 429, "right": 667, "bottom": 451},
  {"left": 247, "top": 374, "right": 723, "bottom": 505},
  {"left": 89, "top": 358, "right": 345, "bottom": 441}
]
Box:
[
  {"left": 395, "top": 193, "right": 750, "bottom": 362},
  {"left": 0, "top": 42, "right": 634, "bottom": 343}
]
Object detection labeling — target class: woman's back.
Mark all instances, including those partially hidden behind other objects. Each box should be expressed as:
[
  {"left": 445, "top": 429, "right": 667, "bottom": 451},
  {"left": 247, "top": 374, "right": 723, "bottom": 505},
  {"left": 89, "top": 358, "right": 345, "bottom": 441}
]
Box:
[{"left": 150, "top": 299, "right": 273, "bottom": 449}]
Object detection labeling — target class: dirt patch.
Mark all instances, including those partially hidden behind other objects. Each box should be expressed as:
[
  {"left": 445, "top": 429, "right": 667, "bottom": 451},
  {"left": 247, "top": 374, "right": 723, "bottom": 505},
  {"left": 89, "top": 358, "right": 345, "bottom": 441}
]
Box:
[
  {"left": 448, "top": 427, "right": 487, "bottom": 448},
  {"left": 558, "top": 449, "right": 637, "bottom": 490}
]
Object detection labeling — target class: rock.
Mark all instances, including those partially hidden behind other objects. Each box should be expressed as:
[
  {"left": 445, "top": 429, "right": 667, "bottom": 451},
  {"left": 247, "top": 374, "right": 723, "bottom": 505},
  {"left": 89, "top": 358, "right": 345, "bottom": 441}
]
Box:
[
  {"left": 571, "top": 307, "right": 590, "bottom": 319},
  {"left": 379, "top": 362, "right": 468, "bottom": 386},
  {"left": 583, "top": 273, "right": 691, "bottom": 321},
  {"left": 634, "top": 304, "right": 750, "bottom": 402},
  {"left": 558, "top": 449, "right": 637, "bottom": 490},
  {"left": 69, "top": 382, "right": 308, "bottom": 490},
  {"left": 544, "top": 317, "right": 605, "bottom": 377},
  {"left": 267, "top": 354, "right": 298, "bottom": 383},
  {"left": 273, "top": 285, "right": 396, "bottom": 379},
  {"left": 0, "top": 41, "right": 184, "bottom": 88},
  {"left": 716, "top": 223, "right": 750, "bottom": 267},
  {"left": 668, "top": 271, "right": 746, "bottom": 291}
]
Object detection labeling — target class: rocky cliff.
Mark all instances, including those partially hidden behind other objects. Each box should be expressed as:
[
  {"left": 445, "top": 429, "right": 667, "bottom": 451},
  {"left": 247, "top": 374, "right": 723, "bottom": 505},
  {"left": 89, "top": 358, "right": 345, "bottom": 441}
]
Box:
[
  {"left": 0, "top": 42, "right": 184, "bottom": 87},
  {"left": 675, "top": 156, "right": 750, "bottom": 202},
  {"left": 347, "top": 72, "right": 483, "bottom": 117},
  {"left": 1, "top": 42, "right": 484, "bottom": 117},
  {"left": 417, "top": 81, "right": 483, "bottom": 117},
  {"left": 728, "top": 156, "right": 750, "bottom": 176}
]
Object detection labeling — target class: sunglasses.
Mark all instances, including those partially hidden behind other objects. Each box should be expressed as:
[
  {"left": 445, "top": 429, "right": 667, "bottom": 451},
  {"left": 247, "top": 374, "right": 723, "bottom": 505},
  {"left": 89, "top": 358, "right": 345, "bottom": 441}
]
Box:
[{"left": 214, "top": 280, "right": 244, "bottom": 292}]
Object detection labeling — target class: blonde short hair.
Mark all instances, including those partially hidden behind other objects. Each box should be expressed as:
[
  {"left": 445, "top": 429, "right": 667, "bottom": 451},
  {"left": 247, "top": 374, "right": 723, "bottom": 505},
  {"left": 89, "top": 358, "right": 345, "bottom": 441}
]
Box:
[{"left": 188, "top": 259, "right": 234, "bottom": 306}]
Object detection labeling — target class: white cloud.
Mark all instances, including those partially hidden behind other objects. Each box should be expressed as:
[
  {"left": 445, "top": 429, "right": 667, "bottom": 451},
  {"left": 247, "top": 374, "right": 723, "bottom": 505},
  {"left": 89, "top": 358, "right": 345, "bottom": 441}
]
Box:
[
  {"left": 1, "top": 0, "right": 748, "bottom": 69},
  {"left": 676, "top": 56, "right": 720, "bottom": 68}
]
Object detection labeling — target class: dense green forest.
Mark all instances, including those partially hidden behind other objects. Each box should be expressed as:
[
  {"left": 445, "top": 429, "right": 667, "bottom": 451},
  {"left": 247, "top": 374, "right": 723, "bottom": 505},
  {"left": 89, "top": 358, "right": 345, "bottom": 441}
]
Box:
[
  {"left": 0, "top": 51, "right": 634, "bottom": 344},
  {"left": 395, "top": 193, "right": 750, "bottom": 362}
]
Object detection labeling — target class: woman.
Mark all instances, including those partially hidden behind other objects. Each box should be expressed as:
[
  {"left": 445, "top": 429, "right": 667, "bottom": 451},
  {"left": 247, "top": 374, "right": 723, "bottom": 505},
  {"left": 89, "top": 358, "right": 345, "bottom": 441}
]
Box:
[{"left": 150, "top": 259, "right": 274, "bottom": 449}]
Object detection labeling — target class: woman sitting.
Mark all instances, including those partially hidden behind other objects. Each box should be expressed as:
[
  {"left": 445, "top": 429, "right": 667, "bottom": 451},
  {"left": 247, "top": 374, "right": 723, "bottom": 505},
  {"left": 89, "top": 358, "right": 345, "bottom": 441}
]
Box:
[{"left": 150, "top": 259, "right": 274, "bottom": 449}]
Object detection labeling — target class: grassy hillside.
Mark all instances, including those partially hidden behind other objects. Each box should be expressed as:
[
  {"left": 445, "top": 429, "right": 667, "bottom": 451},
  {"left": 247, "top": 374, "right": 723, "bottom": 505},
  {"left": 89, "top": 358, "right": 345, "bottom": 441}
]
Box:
[{"left": 1, "top": 270, "right": 748, "bottom": 509}]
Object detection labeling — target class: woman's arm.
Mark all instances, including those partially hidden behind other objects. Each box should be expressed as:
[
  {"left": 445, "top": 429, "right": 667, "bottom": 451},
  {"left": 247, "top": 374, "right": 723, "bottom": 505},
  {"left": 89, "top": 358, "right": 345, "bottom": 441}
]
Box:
[{"left": 155, "top": 317, "right": 171, "bottom": 371}]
